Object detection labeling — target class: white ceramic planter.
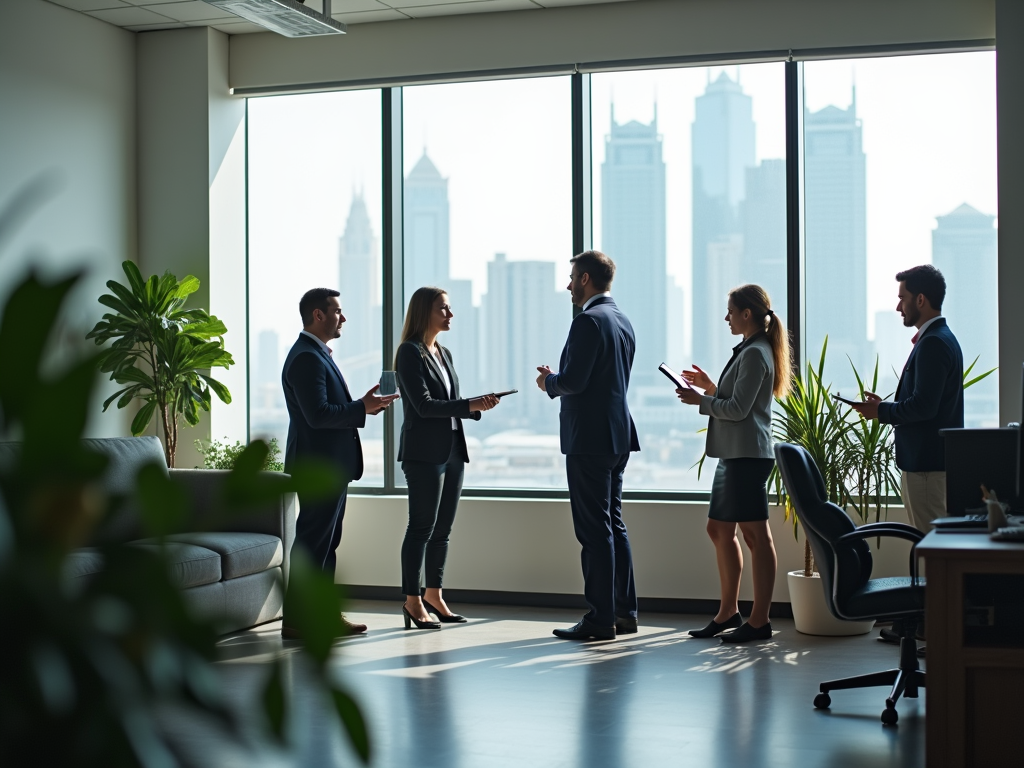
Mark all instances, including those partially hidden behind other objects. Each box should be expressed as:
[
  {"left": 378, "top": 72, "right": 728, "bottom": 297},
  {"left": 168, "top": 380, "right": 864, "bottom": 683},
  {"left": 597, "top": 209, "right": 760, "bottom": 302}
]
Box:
[{"left": 787, "top": 570, "right": 876, "bottom": 636}]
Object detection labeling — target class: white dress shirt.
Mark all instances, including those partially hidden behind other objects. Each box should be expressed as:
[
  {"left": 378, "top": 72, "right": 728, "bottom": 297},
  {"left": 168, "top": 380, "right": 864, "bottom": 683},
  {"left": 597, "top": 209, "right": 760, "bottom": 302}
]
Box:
[{"left": 581, "top": 291, "right": 612, "bottom": 312}]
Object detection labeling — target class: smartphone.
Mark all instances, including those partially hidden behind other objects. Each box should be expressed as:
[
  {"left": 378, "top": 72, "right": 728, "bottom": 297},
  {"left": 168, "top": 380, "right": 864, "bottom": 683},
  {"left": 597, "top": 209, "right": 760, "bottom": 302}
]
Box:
[
  {"left": 831, "top": 393, "right": 863, "bottom": 406},
  {"left": 380, "top": 370, "right": 397, "bottom": 396},
  {"left": 658, "top": 363, "right": 695, "bottom": 391}
]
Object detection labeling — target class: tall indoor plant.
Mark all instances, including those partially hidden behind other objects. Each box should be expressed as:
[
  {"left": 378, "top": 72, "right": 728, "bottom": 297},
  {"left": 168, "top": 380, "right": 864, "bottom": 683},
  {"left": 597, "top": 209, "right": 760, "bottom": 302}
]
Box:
[{"left": 87, "top": 261, "right": 234, "bottom": 467}]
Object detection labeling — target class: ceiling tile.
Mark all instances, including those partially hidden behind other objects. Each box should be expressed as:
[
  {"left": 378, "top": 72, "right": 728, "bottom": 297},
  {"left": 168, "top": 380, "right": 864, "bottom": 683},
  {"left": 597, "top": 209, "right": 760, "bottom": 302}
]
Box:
[
  {"left": 396, "top": 0, "right": 537, "bottom": 15},
  {"left": 86, "top": 5, "right": 179, "bottom": 23},
  {"left": 119, "top": 0, "right": 194, "bottom": 6},
  {"left": 534, "top": 0, "right": 631, "bottom": 6},
  {"left": 328, "top": 0, "right": 393, "bottom": 12},
  {"left": 124, "top": 21, "right": 190, "bottom": 30},
  {"left": 334, "top": 8, "right": 410, "bottom": 23},
  {"left": 46, "top": 0, "right": 130, "bottom": 11},
  {"left": 209, "top": 20, "right": 269, "bottom": 34},
  {"left": 143, "top": 1, "right": 237, "bottom": 21}
]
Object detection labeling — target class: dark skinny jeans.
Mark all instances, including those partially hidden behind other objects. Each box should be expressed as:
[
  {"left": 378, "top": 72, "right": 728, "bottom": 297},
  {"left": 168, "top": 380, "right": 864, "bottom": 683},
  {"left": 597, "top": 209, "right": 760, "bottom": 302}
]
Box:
[{"left": 400, "top": 445, "right": 466, "bottom": 596}]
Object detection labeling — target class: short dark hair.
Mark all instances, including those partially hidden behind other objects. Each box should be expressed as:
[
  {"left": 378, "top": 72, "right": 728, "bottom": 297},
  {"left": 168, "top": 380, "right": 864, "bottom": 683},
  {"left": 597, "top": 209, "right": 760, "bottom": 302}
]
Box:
[
  {"left": 299, "top": 288, "right": 340, "bottom": 326},
  {"left": 570, "top": 250, "right": 616, "bottom": 291},
  {"left": 895, "top": 265, "right": 946, "bottom": 311}
]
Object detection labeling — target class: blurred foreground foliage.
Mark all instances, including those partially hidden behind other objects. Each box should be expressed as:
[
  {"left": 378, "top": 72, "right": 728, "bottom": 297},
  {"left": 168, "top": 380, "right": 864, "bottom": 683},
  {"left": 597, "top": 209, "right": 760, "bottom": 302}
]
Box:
[{"left": 0, "top": 183, "right": 369, "bottom": 767}]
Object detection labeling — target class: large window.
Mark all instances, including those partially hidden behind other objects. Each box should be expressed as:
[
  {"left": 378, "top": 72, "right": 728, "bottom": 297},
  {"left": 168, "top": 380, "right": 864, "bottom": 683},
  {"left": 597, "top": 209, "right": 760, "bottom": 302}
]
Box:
[
  {"left": 591, "top": 64, "right": 787, "bottom": 490},
  {"left": 242, "top": 49, "right": 999, "bottom": 494},
  {"left": 802, "top": 53, "right": 998, "bottom": 426},
  {"left": 402, "top": 77, "right": 573, "bottom": 489},
  {"left": 247, "top": 90, "right": 385, "bottom": 484}
]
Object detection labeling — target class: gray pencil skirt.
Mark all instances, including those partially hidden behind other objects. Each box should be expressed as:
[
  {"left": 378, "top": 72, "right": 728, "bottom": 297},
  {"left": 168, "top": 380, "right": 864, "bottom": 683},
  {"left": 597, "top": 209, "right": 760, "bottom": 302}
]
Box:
[{"left": 707, "top": 457, "right": 775, "bottom": 523}]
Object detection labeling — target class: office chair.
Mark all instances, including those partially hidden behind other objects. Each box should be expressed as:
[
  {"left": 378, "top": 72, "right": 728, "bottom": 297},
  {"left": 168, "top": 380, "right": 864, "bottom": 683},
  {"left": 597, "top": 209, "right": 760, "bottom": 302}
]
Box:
[{"left": 774, "top": 443, "right": 927, "bottom": 725}]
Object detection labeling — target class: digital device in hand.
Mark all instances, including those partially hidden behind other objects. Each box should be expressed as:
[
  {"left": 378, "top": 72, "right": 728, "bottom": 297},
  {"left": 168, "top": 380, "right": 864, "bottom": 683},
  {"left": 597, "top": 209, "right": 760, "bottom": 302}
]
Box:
[
  {"left": 658, "top": 363, "right": 695, "bottom": 391},
  {"left": 493, "top": 389, "right": 518, "bottom": 398},
  {"left": 831, "top": 393, "right": 864, "bottom": 406},
  {"left": 380, "top": 370, "right": 397, "bottom": 396}
]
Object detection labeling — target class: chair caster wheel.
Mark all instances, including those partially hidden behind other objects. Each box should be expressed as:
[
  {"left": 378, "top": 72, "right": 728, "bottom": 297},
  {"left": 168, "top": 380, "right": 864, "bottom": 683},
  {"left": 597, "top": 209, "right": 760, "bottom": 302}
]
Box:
[
  {"left": 881, "top": 707, "right": 898, "bottom": 725},
  {"left": 813, "top": 693, "right": 831, "bottom": 709}
]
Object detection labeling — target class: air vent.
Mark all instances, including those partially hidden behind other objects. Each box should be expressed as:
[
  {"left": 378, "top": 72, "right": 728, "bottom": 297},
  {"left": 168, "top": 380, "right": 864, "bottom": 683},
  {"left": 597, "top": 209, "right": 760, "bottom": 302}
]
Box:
[{"left": 204, "top": 0, "right": 347, "bottom": 37}]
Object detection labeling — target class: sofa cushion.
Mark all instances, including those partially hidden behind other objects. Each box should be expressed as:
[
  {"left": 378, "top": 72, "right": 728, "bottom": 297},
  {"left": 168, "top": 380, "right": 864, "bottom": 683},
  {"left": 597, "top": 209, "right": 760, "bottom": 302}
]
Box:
[
  {"left": 166, "top": 532, "right": 283, "bottom": 580},
  {"left": 83, "top": 436, "right": 168, "bottom": 544},
  {"left": 132, "top": 541, "right": 222, "bottom": 589}
]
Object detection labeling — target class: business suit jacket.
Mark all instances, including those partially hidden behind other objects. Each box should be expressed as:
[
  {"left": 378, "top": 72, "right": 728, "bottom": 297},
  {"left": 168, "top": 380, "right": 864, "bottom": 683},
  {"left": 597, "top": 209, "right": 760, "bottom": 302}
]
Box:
[
  {"left": 545, "top": 296, "right": 640, "bottom": 456},
  {"left": 282, "top": 333, "right": 366, "bottom": 483},
  {"left": 877, "top": 317, "right": 963, "bottom": 472},
  {"left": 395, "top": 340, "right": 480, "bottom": 464},
  {"left": 700, "top": 333, "right": 775, "bottom": 459}
]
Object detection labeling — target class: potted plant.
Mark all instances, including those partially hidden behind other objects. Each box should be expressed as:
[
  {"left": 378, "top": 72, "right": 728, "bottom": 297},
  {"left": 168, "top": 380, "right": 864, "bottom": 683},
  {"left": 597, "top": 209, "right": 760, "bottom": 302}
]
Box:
[
  {"left": 87, "top": 261, "right": 234, "bottom": 467},
  {"left": 770, "top": 338, "right": 875, "bottom": 636}
]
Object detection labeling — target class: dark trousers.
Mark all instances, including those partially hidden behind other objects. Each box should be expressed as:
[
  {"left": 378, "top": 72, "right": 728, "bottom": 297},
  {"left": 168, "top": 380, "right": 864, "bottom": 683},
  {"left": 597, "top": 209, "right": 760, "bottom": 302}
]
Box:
[
  {"left": 565, "top": 452, "right": 637, "bottom": 628},
  {"left": 400, "top": 447, "right": 465, "bottom": 595},
  {"left": 294, "top": 485, "right": 349, "bottom": 576}
]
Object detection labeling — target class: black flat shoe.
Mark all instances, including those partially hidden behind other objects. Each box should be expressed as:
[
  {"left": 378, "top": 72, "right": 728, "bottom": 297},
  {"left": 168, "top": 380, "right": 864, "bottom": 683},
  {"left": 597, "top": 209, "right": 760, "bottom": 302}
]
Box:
[
  {"left": 403, "top": 605, "right": 441, "bottom": 630},
  {"left": 688, "top": 612, "right": 742, "bottom": 638},
  {"left": 422, "top": 598, "right": 468, "bottom": 623},
  {"left": 553, "top": 618, "right": 615, "bottom": 641},
  {"left": 720, "top": 621, "right": 773, "bottom": 644},
  {"left": 615, "top": 616, "right": 638, "bottom": 634}
]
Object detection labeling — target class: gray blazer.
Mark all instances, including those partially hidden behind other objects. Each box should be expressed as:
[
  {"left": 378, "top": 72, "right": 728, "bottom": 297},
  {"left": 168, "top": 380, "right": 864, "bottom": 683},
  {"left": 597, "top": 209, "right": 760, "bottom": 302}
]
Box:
[{"left": 700, "top": 334, "right": 775, "bottom": 459}]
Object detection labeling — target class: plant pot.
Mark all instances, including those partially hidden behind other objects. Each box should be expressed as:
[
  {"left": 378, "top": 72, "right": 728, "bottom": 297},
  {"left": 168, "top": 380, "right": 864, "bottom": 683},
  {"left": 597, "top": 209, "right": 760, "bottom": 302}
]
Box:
[{"left": 787, "top": 571, "right": 876, "bottom": 636}]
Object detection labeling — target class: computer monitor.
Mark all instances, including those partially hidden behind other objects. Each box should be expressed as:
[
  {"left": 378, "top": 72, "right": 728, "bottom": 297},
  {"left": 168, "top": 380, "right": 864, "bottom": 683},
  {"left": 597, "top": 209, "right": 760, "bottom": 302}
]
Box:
[{"left": 1016, "top": 363, "right": 1024, "bottom": 508}]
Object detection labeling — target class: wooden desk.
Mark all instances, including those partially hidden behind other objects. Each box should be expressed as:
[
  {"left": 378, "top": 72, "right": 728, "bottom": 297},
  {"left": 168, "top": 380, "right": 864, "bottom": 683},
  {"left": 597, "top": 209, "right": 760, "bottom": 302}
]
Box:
[{"left": 917, "top": 531, "right": 1024, "bottom": 768}]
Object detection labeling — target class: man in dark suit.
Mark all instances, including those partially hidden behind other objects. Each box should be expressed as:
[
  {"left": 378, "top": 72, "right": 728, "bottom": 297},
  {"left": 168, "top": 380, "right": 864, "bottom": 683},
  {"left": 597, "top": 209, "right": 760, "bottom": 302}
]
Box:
[
  {"left": 536, "top": 250, "right": 641, "bottom": 641},
  {"left": 281, "top": 288, "right": 398, "bottom": 637},
  {"left": 852, "top": 265, "right": 964, "bottom": 531}
]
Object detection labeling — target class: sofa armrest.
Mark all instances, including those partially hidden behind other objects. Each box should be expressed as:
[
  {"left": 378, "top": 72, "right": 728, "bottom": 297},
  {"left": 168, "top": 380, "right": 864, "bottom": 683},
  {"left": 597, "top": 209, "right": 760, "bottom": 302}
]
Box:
[{"left": 169, "top": 469, "right": 297, "bottom": 584}]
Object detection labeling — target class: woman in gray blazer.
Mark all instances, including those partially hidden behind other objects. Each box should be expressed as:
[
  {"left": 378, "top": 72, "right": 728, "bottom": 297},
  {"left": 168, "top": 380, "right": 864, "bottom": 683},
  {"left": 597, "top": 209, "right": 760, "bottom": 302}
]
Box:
[
  {"left": 395, "top": 287, "right": 499, "bottom": 630},
  {"left": 676, "top": 284, "right": 791, "bottom": 643}
]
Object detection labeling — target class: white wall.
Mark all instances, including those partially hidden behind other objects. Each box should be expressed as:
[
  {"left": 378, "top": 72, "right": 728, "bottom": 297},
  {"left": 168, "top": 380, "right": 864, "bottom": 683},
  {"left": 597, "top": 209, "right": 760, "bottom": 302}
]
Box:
[
  {"left": 230, "top": 0, "right": 995, "bottom": 92},
  {"left": 0, "top": 0, "right": 137, "bottom": 437},
  {"left": 338, "top": 495, "right": 917, "bottom": 604}
]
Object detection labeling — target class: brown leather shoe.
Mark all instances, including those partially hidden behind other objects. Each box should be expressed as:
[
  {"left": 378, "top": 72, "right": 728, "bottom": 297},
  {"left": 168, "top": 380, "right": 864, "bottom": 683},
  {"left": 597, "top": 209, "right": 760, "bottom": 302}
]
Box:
[
  {"left": 281, "top": 614, "right": 367, "bottom": 639},
  {"left": 341, "top": 615, "right": 367, "bottom": 634}
]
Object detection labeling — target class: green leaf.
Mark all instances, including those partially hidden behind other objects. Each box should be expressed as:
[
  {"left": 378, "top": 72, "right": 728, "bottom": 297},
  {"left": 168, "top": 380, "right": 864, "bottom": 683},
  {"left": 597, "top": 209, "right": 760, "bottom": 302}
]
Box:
[
  {"left": 282, "top": 551, "right": 343, "bottom": 663},
  {"left": 331, "top": 687, "right": 370, "bottom": 763},
  {"left": 261, "top": 660, "right": 287, "bottom": 742},
  {"left": 102, "top": 386, "right": 133, "bottom": 411},
  {"left": 200, "top": 374, "right": 232, "bottom": 404},
  {"left": 131, "top": 400, "right": 158, "bottom": 436},
  {"left": 136, "top": 461, "right": 189, "bottom": 536},
  {"left": 175, "top": 275, "right": 201, "bottom": 300},
  {"left": 122, "top": 259, "right": 147, "bottom": 297}
]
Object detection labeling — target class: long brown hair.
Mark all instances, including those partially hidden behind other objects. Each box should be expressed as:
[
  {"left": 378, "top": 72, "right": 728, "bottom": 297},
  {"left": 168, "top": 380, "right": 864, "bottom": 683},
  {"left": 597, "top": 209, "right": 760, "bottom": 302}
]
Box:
[
  {"left": 728, "top": 284, "right": 792, "bottom": 398},
  {"left": 396, "top": 286, "right": 446, "bottom": 365}
]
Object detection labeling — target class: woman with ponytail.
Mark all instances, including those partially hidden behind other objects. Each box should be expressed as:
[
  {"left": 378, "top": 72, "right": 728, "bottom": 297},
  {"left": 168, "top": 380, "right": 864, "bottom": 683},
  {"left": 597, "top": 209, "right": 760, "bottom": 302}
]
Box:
[{"left": 676, "top": 284, "right": 791, "bottom": 643}]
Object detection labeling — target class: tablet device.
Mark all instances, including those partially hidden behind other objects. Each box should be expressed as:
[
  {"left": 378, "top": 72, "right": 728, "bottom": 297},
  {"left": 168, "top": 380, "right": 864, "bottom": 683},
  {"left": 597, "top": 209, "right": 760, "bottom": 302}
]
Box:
[
  {"left": 659, "top": 363, "right": 695, "bottom": 392},
  {"left": 831, "top": 393, "right": 864, "bottom": 407},
  {"left": 493, "top": 389, "right": 518, "bottom": 398}
]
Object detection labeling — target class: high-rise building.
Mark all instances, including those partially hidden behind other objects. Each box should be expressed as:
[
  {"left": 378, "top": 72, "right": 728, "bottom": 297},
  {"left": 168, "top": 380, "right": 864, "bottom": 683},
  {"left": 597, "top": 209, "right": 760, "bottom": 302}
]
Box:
[
  {"left": 741, "top": 158, "right": 787, "bottom": 316},
  {"left": 932, "top": 203, "right": 998, "bottom": 427},
  {"left": 256, "top": 329, "right": 280, "bottom": 387},
  {"left": 404, "top": 150, "right": 450, "bottom": 297},
  {"left": 483, "top": 254, "right": 567, "bottom": 428},
  {"left": 337, "top": 191, "right": 381, "bottom": 364},
  {"left": 804, "top": 92, "right": 868, "bottom": 383},
  {"left": 601, "top": 106, "right": 666, "bottom": 385},
  {"left": 692, "top": 72, "right": 755, "bottom": 375},
  {"left": 444, "top": 278, "right": 480, "bottom": 399}
]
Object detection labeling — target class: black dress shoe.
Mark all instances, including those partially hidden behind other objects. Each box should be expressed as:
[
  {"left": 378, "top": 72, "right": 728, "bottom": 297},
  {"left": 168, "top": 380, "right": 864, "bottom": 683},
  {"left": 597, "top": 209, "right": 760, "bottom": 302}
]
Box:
[
  {"left": 615, "top": 616, "right": 638, "bottom": 635},
  {"left": 422, "top": 598, "right": 468, "bottom": 623},
  {"left": 553, "top": 618, "right": 615, "bottom": 641},
  {"left": 688, "top": 612, "right": 742, "bottom": 638},
  {"left": 720, "top": 621, "right": 773, "bottom": 644}
]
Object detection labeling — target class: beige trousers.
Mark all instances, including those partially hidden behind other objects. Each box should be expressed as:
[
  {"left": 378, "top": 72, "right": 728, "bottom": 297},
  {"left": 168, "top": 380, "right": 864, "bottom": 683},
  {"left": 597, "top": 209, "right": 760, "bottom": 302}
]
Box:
[{"left": 901, "top": 470, "right": 947, "bottom": 531}]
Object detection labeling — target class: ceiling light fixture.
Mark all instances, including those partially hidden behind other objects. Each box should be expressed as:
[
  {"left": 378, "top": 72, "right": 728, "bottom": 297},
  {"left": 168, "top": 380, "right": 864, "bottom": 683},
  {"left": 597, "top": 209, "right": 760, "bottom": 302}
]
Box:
[{"left": 203, "top": 0, "right": 346, "bottom": 38}]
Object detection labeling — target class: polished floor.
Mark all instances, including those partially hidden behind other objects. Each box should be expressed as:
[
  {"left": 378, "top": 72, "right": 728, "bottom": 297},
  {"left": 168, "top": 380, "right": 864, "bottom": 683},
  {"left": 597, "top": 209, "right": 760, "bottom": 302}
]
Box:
[{"left": 183, "top": 600, "right": 925, "bottom": 768}]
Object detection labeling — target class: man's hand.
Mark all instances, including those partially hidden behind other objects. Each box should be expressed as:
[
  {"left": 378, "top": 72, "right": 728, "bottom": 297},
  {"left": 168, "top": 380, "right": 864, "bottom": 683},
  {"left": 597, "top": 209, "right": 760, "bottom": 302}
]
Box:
[
  {"left": 676, "top": 387, "right": 702, "bottom": 406},
  {"left": 536, "top": 365, "right": 553, "bottom": 392},
  {"left": 361, "top": 386, "right": 399, "bottom": 416},
  {"left": 850, "top": 390, "right": 881, "bottom": 421}
]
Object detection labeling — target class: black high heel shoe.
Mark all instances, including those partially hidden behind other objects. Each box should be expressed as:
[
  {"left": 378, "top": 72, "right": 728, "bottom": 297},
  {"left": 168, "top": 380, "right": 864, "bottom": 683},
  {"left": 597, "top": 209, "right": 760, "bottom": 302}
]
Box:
[
  {"left": 422, "top": 598, "right": 468, "bottom": 624},
  {"left": 403, "top": 605, "right": 441, "bottom": 630},
  {"left": 688, "top": 612, "right": 742, "bottom": 638}
]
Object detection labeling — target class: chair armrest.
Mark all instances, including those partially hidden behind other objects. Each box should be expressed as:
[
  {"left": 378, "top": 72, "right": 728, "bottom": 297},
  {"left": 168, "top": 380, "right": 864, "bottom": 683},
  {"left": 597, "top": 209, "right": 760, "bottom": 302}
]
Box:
[{"left": 836, "top": 525, "right": 924, "bottom": 585}]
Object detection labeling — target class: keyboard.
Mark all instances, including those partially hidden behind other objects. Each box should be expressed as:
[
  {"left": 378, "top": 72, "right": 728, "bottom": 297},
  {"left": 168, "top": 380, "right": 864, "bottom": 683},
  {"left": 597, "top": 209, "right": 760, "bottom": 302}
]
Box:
[
  {"left": 991, "top": 526, "right": 1024, "bottom": 542},
  {"left": 931, "top": 514, "right": 990, "bottom": 529}
]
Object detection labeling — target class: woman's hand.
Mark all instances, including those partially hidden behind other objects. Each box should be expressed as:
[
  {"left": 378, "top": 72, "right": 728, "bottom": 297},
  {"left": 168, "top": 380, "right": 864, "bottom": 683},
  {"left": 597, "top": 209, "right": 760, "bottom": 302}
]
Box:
[
  {"left": 682, "top": 364, "right": 716, "bottom": 395},
  {"left": 469, "top": 395, "right": 500, "bottom": 413},
  {"left": 676, "top": 387, "right": 702, "bottom": 406}
]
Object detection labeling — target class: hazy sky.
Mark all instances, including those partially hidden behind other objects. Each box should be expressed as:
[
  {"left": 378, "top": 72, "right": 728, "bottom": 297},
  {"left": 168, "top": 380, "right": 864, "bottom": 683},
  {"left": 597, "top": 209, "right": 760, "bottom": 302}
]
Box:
[{"left": 246, "top": 51, "right": 996, "bottom": 354}]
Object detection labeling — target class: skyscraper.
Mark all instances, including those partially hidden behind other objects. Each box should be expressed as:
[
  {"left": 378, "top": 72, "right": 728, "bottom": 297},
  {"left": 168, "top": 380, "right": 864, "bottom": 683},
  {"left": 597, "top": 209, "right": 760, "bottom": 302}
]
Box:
[
  {"left": 483, "top": 254, "right": 567, "bottom": 428},
  {"left": 692, "top": 72, "right": 755, "bottom": 375},
  {"left": 404, "top": 150, "right": 450, "bottom": 297},
  {"left": 741, "top": 158, "right": 787, "bottom": 316},
  {"left": 804, "top": 92, "right": 868, "bottom": 382},
  {"left": 337, "top": 191, "right": 381, "bottom": 364},
  {"left": 932, "top": 203, "right": 998, "bottom": 427},
  {"left": 601, "top": 106, "right": 666, "bottom": 385}
]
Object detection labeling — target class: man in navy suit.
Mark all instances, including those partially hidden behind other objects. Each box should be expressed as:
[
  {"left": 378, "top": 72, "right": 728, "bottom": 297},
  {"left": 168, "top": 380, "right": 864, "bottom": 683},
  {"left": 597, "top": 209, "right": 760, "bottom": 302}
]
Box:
[
  {"left": 852, "top": 265, "right": 964, "bottom": 531},
  {"left": 536, "top": 251, "right": 641, "bottom": 641},
  {"left": 281, "top": 288, "right": 398, "bottom": 637}
]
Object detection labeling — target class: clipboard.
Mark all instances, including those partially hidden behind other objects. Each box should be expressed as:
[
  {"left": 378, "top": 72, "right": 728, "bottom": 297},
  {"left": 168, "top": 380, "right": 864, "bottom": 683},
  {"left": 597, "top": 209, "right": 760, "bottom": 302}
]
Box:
[{"left": 659, "top": 363, "right": 696, "bottom": 392}]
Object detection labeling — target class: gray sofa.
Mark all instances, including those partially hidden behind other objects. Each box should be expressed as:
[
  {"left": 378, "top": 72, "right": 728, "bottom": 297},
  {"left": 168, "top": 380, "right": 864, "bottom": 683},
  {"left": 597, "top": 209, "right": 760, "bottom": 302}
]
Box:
[{"left": 1, "top": 436, "right": 296, "bottom": 634}]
